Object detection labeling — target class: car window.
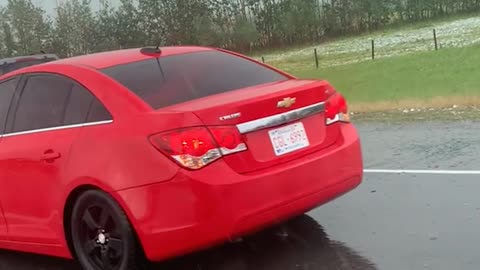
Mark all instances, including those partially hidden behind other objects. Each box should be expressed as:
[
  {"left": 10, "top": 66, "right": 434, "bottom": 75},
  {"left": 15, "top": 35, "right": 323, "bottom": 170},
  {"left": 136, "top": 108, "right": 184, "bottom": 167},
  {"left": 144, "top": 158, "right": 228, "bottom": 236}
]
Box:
[
  {"left": 64, "top": 84, "right": 95, "bottom": 125},
  {"left": 12, "top": 75, "right": 72, "bottom": 133},
  {"left": 87, "top": 98, "right": 112, "bottom": 122},
  {"left": 0, "top": 77, "right": 19, "bottom": 134},
  {"left": 12, "top": 75, "right": 112, "bottom": 133},
  {"left": 101, "top": 51, "right": 288, "bottom": 109}
]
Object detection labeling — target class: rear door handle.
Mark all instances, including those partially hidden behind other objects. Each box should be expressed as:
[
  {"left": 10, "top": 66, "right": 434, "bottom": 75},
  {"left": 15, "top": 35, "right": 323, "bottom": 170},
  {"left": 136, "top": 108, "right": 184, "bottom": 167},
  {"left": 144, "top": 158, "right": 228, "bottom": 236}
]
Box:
[{"left": 41, "top": 149, "right": 61, "bottom": 163}]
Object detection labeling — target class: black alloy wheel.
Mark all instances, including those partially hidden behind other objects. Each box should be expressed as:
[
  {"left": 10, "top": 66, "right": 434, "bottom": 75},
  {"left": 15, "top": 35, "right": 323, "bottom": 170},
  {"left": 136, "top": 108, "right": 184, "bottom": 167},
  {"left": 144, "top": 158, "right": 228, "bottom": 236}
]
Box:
[{"left": 71, "top": 190, "right": 145, "bottom": 270}]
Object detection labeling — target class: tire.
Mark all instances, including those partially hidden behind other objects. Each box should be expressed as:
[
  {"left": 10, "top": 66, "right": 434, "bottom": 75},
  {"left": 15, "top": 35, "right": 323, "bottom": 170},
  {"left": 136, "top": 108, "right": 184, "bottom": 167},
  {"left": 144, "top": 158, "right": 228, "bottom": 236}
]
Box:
[{"left": 70, "top": 190, "right": 146, "bottom": 270}]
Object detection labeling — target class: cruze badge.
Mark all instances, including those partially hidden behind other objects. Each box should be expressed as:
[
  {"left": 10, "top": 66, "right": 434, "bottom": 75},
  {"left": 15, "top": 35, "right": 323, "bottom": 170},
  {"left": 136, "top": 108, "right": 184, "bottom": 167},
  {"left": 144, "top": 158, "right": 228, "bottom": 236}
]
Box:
[
  {"left": 277, "top": 97, "right": 296, "bottom": 108},
  {"left": 219, "top": 112, "right": 241, "bottom": 121}
]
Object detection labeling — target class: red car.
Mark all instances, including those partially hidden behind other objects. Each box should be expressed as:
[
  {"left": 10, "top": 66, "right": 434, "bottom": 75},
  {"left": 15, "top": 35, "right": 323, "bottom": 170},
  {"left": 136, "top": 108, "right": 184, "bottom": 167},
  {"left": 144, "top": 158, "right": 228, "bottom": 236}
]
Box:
[{"left": 0, "top": 46, "right": 363, "bottom": 269}]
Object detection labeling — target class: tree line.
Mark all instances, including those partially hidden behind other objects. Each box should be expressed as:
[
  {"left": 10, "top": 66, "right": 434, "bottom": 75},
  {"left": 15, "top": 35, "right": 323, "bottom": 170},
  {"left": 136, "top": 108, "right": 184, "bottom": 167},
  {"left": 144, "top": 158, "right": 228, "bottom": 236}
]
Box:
[{"left": 1, "top": 0, "right": 479, "bottom": 58}]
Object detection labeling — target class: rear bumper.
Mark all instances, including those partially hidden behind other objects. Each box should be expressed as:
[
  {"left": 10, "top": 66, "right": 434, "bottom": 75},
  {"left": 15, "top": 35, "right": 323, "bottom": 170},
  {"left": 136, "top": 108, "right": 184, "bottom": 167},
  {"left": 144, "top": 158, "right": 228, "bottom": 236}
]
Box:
[{"left": 117, "top": 123, "right": 363, "bottom": 261}]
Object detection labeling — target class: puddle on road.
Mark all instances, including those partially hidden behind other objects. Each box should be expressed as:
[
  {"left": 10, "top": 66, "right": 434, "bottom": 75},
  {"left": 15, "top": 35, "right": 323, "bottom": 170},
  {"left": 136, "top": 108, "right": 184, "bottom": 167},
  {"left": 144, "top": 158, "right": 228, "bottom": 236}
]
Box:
[{"left": 0, "top": 215, "right": 377, "bottom": 270}]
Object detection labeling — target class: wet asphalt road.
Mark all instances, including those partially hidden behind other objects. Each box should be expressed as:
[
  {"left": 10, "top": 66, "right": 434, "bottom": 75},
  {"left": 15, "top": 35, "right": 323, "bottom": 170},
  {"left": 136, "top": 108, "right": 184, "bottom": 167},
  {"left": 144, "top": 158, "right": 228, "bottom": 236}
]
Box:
[{"left": 1, "top": 121, "right": 480, "bottom": 270}]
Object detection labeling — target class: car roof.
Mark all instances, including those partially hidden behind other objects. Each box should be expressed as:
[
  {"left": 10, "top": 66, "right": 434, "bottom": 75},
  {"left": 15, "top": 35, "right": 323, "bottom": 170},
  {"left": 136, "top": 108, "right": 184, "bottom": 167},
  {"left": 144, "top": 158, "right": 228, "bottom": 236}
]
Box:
[
  {"left": 0, "top": 54, "right": 59, "bottom": 65},
  {"left": 53, "top": 46, "right": 215, "bottom": 70}
]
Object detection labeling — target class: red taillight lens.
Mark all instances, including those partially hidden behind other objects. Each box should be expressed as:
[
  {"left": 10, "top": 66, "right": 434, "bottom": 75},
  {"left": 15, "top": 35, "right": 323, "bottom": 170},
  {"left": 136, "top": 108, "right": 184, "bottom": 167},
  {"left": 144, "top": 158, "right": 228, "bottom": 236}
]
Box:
[
  {"left": 149, "top": 126, "right": 247, "bottom": 170},
  {"left": 151, "top": 127, "right": 216, "bottom": 157},
  {"left": 208, "top": 126, "right": 247, "bottom": 154},
  {"left": 325, "top": 93, "right": 350, "bottom": 125}
]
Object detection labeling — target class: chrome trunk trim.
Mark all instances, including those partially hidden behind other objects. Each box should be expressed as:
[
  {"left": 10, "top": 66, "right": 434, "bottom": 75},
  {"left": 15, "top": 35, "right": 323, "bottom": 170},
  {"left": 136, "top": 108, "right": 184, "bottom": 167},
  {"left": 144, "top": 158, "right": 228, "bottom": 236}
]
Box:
[{"left": 236, "top": 102, "right": 325, "bottom": 134}]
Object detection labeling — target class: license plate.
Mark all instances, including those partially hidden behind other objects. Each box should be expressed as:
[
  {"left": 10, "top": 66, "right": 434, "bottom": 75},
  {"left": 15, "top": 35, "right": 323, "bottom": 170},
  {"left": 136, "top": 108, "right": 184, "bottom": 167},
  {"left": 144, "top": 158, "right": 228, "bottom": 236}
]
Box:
[{"left": 269, "top": 122, "right": 310, "bottom": 156}]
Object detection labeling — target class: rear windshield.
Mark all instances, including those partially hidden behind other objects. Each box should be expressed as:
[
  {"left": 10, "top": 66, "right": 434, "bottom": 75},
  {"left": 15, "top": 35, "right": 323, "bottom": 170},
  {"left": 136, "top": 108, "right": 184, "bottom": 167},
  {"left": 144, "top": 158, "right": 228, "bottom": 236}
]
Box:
[
  {"left": 101, "top": 50, "right": 288, "bottom": 109},
  {"left": 0, "top": 58, "right": 57, "bottom": 75}
]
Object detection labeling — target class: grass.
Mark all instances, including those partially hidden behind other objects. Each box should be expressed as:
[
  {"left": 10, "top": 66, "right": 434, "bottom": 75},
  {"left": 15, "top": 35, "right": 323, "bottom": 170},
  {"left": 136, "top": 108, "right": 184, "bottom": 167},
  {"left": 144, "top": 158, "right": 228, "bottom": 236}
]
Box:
[
  {"left": 350, "top": 109, "right": 480, "bottom": 122},
  {"left": 258, "top": 15, "right": 480, "bottom": 73},
  {"left": 250, "top": 13, "right": 479, "bottom": 58},
  {"left": 286, "top": 44, "right": 480, "bottom": 113},
  {"left": 247, "top": 15, "right": 480, "bottom": 120}
]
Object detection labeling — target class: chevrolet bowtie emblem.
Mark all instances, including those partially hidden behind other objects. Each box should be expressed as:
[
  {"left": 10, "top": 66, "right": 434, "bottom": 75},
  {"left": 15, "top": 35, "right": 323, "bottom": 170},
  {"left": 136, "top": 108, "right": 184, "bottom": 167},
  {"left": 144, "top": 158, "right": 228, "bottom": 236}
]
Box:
[{"left": 277, "top": 97, "right": 296, "bottom": 108}]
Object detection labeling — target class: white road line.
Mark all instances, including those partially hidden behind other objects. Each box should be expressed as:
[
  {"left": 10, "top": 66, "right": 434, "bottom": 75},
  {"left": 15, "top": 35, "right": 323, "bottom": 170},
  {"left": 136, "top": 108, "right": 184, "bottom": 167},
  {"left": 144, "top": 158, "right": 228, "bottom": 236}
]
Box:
[{"left": 364, "top": 169, "right": 480, "bottom": 175}]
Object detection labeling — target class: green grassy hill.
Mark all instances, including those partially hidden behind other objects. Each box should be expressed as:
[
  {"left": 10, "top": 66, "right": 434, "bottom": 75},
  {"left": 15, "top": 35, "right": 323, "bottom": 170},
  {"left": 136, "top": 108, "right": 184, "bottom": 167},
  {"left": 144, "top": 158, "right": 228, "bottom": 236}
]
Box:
[{"left": 290, "top": 44, "right": 480, "bottom": 112}]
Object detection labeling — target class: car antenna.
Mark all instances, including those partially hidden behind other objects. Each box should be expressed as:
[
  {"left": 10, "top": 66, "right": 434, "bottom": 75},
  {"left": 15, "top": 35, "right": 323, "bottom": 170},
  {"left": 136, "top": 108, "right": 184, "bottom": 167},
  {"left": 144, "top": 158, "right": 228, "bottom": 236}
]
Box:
[
  {"left": 140, "top": 46, "right": 162, "bottom": 56},
  {"left": 155, "top": 37, "right": 162, "bottom": 50},
  {"left": 141, "top": 38, "right": 162, "bottom": 56}
]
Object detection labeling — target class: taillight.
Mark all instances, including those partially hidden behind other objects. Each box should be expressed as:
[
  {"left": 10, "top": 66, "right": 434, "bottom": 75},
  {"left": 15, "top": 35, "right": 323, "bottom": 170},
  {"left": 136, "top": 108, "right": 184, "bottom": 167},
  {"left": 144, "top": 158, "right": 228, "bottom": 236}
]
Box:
[
  {"left": 149, "top": 126, "right": 247, "bottom": 170},
  {"left": 208, "top": 126, "right": 248, "bottom": 155},
  {"left": 325, "top": 93, "right": 350, "bottom": 125}
]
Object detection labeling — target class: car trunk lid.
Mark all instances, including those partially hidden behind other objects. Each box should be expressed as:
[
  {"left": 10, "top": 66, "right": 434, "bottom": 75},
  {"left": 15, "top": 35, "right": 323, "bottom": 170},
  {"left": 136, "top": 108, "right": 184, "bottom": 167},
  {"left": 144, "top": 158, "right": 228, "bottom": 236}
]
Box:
[{"left": 166, "top": 79, "right": 340, "bottom": 173}]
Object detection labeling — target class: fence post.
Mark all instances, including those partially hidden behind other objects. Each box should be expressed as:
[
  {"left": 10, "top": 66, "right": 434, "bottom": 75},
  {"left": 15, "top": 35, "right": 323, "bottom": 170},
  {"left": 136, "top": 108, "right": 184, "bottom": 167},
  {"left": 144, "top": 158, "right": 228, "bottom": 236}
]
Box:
[
  {"left": 314, "top": 48, "right": 319, "bottom": 69},
  {"left": 371, "top": 40, "right": 375, "bottom": 60},
  {"left": 261, "top": 56, "right": 265, "bottom": 63},
  {"left": 433, "top": 29, "right": 438, "bottom": 51}
]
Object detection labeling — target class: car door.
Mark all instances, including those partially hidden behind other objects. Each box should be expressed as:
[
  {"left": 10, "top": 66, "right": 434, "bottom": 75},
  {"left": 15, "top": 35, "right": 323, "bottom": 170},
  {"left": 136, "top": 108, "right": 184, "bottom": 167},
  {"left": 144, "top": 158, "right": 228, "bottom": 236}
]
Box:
[
  {"left": 0, "top": 76, "right": 20, "bottom": 239},
  {"left": 0, "top": 74, "right": 100, "bottom": 244}
]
